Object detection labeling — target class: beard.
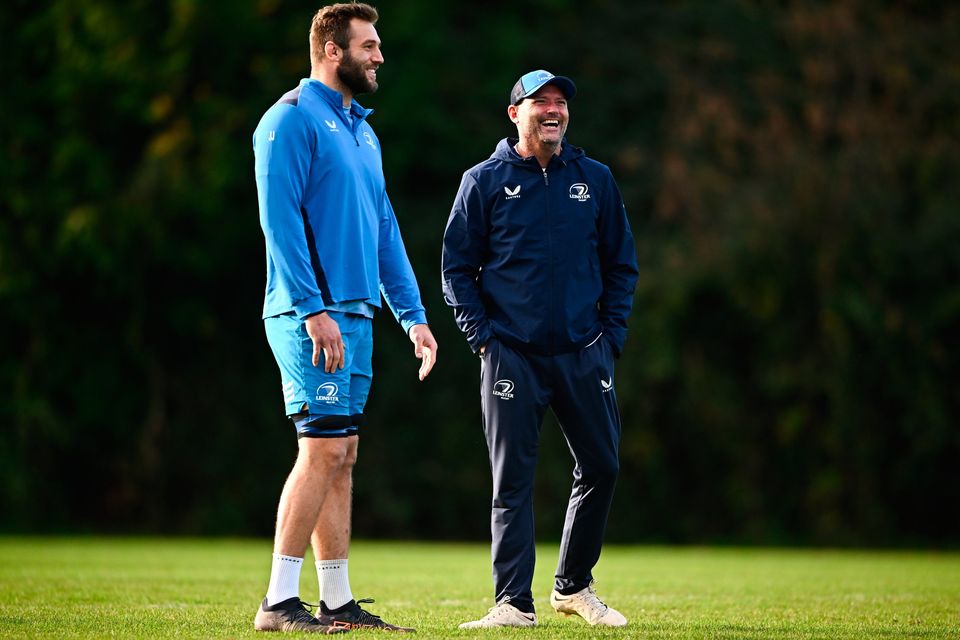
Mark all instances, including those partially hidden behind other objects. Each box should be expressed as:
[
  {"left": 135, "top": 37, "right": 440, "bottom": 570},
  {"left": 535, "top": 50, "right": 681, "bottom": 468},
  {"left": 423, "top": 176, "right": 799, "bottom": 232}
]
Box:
[{"left": 337, "top": 50, "right": 378, "bottom": 96}]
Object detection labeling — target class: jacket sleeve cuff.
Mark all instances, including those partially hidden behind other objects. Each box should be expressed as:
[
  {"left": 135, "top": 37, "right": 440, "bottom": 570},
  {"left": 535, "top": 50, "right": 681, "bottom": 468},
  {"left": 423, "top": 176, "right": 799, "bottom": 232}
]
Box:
[
  {"left": 294, "top": 296, "right": 326, "bottom": 320},
  {"left": 400, "top": 311, "right": 428, "bottom": 336},
  {"left": 468, "top": 326, "right": 494, "bottom": 354}
]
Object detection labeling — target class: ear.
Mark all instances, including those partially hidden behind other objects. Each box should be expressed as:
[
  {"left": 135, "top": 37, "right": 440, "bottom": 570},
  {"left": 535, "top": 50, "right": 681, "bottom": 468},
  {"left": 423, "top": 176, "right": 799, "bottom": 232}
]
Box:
[
  {"left": 323, "top": 40, "right": 340, "bottom": 61},
  {"left": 507, "top": 104, "right": 519, "bottom": 123}
]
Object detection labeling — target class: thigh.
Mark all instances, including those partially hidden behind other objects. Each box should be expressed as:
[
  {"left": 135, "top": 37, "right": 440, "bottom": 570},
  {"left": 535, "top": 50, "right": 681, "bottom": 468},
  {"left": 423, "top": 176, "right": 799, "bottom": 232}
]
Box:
[
  {"left": 550, "top": 336, "right": 622, "bottom": 467},
  {"left": 480, "top": 340, "right": 550, "bottom": 489},
  {"left": 264, "top": 311, "right": 355, "bottom": 438},
  {"left": 342, "top": 313, "right": 373, "bottom": 418}
]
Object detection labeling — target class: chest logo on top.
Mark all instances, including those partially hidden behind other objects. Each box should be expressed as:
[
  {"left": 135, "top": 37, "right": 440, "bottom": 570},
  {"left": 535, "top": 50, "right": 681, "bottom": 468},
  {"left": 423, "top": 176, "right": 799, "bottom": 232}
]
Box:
[
  {"left": 363, "top": 131, "right": 377, "bottom": 149},
  {"left": 504, "top": 185, "right": 521, "bottom": 200},
  {"left": 569, "top": 183, "right": 591, "bottom": 201},
  {"left": 324, "top": 119, "right": 339, "bottom": 132}
]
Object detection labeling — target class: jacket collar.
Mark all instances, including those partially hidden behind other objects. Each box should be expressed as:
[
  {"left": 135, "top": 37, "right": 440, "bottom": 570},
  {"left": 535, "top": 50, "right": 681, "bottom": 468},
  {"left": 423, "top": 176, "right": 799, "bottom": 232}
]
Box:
[
  {"left": 493, "top": 137, "right": 583, "bottom": 167},
  {"left": 300, "top": 78, "right": 373, "bottom": 121}
]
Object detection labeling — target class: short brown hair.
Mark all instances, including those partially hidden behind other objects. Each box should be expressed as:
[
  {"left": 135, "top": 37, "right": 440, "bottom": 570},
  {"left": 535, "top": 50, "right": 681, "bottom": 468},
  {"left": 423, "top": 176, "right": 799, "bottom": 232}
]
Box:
[{"left": 309, "top": 3, "right": 379, "bottom": 68}]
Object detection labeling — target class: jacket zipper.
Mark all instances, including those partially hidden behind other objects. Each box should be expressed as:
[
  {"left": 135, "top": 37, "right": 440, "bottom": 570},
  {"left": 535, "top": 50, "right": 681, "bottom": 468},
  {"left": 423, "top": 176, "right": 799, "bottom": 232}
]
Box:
[{"left": 543, "top": 165, "right": 554, "bottom": 354}]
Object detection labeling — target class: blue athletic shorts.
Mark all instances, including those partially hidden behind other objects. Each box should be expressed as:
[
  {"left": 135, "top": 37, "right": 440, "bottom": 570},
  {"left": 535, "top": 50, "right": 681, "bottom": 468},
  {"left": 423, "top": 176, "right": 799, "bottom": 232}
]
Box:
[{"left": 264, "top": 311, "right": 373, "bottom": 438}]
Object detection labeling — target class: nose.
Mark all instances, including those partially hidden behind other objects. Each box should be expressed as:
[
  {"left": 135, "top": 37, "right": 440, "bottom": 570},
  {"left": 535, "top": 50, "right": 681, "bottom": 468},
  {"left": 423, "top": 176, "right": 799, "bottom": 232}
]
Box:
[{"left": 372, "top": 46, "right": 384, "bottom": 64}]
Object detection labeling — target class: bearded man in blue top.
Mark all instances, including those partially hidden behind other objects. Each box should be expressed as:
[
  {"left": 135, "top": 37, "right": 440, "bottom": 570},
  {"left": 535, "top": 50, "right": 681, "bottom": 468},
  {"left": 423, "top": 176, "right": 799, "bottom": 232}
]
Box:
[{"left": 252, "top": 3, "right": 436, "bottom": 633}]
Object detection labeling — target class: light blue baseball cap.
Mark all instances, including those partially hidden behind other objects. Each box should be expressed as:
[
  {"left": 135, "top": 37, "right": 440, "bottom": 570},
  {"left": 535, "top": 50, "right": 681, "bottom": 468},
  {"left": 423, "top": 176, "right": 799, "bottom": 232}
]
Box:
[{"left": 509, "top": 69, "right": 577, "bottom": 105}]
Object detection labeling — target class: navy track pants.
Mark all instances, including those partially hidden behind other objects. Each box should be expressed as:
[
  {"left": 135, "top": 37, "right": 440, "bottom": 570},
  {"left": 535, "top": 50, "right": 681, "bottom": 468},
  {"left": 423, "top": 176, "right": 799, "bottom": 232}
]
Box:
[{"left": 480, "top": 335, "right": 622, "bottom": 613}]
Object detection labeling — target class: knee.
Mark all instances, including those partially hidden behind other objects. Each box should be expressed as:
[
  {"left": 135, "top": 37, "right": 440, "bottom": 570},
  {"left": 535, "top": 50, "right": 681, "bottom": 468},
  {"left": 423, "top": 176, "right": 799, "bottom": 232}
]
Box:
[
  {"left": 492, "top": 483, "right": 534, "bottom": 509},
  {"left": 325, "top": 437, "right": 358, "bottom": 473},
  {"left": 327, "top": 439, "right": 357, "bottom": 472},
  {"left": 298, "top": 438, "right": 355, "bottom": 473},
  {"left": 341, "top": 438, "right": 359, "bottom": 470},
  {"left": 580, "top": 456, "right": 619, "bottom": 487}
]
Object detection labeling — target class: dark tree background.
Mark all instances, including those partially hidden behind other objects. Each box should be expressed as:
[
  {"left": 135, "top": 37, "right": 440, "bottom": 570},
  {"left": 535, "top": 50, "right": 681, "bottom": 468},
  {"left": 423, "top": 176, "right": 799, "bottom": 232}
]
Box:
[{"left": 2, "top": 0, "right": 958, "bottom": 546}]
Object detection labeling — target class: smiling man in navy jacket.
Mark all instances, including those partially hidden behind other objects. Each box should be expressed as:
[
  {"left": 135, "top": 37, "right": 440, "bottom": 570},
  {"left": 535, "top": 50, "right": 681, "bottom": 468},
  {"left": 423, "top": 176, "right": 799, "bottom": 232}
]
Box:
[
  {"left": 252, "top": 3, "right": 436, "bottom": 634},
  {"left": 443, "top": 70, "right": 639, "bottom": 629}
]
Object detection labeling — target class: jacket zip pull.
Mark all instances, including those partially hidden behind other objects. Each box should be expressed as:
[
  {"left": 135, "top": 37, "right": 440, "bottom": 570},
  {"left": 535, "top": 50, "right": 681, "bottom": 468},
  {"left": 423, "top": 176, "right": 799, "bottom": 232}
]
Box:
[{"left": 542, "top": 168, "right": 549, "bottom": 186}]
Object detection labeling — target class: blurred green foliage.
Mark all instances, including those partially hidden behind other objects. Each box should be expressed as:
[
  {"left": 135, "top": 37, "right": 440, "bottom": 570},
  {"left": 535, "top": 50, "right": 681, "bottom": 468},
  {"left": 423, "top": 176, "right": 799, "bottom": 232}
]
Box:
[{"left": 1, "top": 0, "right": 958, "bottom": 545}]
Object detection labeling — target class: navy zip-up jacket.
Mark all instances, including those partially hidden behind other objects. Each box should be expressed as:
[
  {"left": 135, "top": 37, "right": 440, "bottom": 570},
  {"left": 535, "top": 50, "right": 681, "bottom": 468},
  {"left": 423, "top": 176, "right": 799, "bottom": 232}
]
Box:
[{"left": 442, "top": 138, "right": 639, "bottom": 356}]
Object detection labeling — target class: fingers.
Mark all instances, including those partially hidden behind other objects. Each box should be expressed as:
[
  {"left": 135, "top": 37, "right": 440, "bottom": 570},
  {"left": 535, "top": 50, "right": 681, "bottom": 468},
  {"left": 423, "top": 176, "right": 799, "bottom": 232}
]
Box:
[
  {"left": 322, "top": 340, "right": 345, "bottom": 373},
  {"left": 413, "top": 330, "right": 438, "bottom": 381},
  {"left": 418, "top": 346, "right": 435, "bottom": 380},
  {"left": 305, "top": 313, "right": 345, "bottom": 372}
]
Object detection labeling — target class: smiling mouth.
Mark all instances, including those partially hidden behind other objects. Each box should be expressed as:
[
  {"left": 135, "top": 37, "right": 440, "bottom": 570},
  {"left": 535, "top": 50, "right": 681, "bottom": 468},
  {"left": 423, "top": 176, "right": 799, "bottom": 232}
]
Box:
[{"left": 541, "top": 119, "right": 560, "bottom": 131}]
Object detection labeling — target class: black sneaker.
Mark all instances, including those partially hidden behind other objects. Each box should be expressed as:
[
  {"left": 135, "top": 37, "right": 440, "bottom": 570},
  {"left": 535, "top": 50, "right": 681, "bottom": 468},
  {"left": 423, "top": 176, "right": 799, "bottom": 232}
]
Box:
[
  {"left": 254, "top": 596, "right": 348, "bottom": 633},
  {"left": 320, "top": 598, "right": 415, "bottom": 632}
]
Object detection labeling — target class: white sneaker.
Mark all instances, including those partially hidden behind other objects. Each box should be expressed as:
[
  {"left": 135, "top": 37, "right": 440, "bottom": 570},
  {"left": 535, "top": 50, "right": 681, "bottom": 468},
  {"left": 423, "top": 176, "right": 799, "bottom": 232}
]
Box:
[
  {"left": 550, "top": 583, "right": 627, "bottom": 627},
  {"left": 458, "top": 602, "right": 538, "bottom": 629}
]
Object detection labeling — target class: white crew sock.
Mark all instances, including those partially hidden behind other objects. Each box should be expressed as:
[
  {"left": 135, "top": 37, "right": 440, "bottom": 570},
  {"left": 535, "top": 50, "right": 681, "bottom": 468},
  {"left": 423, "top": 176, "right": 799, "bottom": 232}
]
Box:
[
  {"left": 317, "top": 558, "right": 353, "bottom": 609},
  {"left": 265, "top": 554, "right": 303, "bottom": 606}
]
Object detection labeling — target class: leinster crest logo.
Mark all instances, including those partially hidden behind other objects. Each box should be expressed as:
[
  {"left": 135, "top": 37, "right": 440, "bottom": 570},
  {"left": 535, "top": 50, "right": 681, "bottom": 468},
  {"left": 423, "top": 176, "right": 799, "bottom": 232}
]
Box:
[
  {"left": 316, "top": 382, "right": 339, "bottom": 403},
  {"left": 492, "top": 379, "right": 515, "bottom": 400},
  {"left": 569, "top": 183, "right": 591, "bottom": 201}
]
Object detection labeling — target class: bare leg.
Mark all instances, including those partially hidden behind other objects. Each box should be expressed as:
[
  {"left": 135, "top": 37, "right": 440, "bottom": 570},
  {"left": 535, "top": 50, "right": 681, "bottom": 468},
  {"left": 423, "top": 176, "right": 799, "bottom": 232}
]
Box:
[
  {"left": 274, "top": 436, "right": 354, "bottom": 557},
  {"left": 311, "top": 435, "right": 358, "bottom": 560}
]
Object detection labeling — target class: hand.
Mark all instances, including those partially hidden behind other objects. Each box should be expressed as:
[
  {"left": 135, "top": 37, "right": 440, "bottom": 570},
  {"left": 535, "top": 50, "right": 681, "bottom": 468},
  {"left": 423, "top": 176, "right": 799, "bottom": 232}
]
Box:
[
  {"left": 305, "top": 312, "right": 344, "bottom": 373},
  {"left": 408, "top": 324, "right": 438, "bottom": 381}
]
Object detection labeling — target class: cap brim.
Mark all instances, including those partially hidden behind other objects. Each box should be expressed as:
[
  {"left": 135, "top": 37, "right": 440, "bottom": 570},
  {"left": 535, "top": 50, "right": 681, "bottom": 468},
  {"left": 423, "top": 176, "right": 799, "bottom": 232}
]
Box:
[
  {"left": 515, "top": 76, "right": 577, "bottom": 104},
  {"left": 542, "top": 76, "right": 576, "bottom": 100}
]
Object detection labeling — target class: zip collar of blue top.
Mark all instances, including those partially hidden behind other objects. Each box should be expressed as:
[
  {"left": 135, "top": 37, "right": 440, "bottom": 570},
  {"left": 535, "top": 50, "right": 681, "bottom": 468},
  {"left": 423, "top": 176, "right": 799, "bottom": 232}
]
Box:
[{"left": 300, "top": 78, "right": 373, "bottom": 126}]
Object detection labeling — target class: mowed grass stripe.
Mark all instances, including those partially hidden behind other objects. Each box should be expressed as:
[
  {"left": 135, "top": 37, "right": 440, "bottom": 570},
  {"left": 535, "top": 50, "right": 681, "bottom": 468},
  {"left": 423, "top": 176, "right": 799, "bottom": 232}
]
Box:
[{"left": 0, "top": 538, "right": 957, "bottom": 638}]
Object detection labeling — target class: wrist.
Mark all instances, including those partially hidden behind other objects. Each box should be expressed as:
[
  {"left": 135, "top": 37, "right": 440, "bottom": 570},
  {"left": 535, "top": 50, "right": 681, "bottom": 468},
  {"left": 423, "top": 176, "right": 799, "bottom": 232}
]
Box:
[{"left": 407, "top": 322, "right": 427, "bottom": 336}]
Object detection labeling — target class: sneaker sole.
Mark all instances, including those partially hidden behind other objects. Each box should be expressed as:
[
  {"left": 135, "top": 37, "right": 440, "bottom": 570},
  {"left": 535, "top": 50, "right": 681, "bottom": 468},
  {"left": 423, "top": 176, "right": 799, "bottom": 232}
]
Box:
[{"left": 552, "top": 607, "right": 628, "bottom": 626}]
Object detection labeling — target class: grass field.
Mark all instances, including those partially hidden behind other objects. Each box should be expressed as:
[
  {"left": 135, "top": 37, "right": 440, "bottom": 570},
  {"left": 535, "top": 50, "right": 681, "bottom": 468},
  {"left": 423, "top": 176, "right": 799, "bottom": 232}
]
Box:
[{"left": 0, "top": 537, "right": 957, "bottom": 639}]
